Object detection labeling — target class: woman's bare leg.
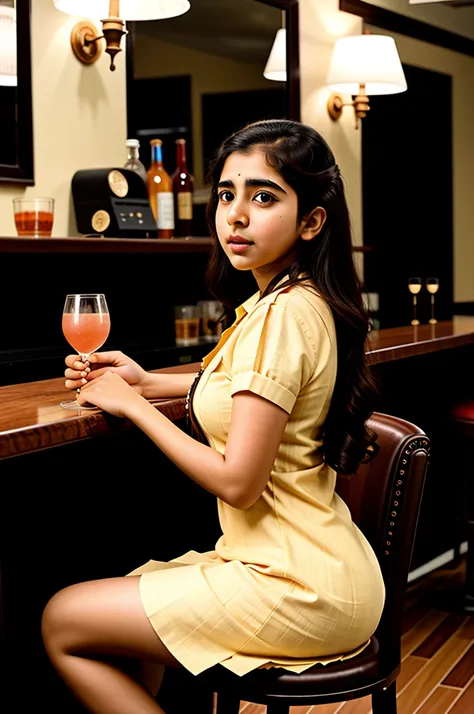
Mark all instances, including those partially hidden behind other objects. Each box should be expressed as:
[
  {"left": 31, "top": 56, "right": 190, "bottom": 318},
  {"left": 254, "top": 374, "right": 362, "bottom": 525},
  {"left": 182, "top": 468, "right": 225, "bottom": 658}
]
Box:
[{"left": 41, "top": 576, "right": 182, "bottom": 714}]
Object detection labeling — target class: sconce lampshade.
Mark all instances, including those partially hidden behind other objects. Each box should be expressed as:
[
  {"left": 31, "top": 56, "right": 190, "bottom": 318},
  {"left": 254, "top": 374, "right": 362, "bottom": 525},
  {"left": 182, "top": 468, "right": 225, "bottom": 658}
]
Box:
[
  {"left": 0, "top": 6, "right": 17, "bottom": 87},
  {"left": 327, "top": 35, "right": 407, "bottom": 95},
  {"left": 264, "top": 28, "right": 286, "bottom": 82},
  {"left": 53, "top": 0, "right": 191, "bottom": 21}
]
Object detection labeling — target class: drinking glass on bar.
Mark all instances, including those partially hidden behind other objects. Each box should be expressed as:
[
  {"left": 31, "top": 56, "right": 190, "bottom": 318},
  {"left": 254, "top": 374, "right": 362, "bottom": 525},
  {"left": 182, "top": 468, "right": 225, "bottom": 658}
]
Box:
[
  {"left": 426, "top": 277, "right": 439, "bottom": 325},
  {"left": 408, "top": 277, "right": 422, "bottom": 326},
  {"left": 13, "top": 197, "right": 54, "bottom": 237},
  {"left": 198, "top": 300, "right": 224, "bottom": 342},
  {"left": 61, "top": 294, "right": 111, "bottom": 410},
  {"left": 174, "top": 305, "right": 200, "bottom": 346}
]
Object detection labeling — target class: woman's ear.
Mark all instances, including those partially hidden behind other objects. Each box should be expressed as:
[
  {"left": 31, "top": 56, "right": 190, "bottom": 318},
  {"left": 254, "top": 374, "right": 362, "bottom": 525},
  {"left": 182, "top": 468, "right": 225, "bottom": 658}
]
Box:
[{"left": 300, "top": 207, "right": 327, "bottom": 241}]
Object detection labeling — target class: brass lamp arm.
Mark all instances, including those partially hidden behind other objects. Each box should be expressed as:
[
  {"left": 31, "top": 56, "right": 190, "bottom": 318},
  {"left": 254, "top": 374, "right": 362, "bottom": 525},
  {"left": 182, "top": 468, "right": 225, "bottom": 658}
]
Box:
[
  {"left": 70, "top": 0, "right": 128, "bottom": 72},
  {"left": 327, "top": 83, "right": 370, "bottom": 130}
]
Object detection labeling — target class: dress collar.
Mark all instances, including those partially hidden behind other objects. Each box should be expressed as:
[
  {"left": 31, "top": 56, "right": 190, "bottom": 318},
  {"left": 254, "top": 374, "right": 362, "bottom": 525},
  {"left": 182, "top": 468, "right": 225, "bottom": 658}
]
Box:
[
  {"left": 236, "top": 272, "right": 309, "bottom": 320},
  {"left": 200, "top": 274, "right": 310, "bottom": 370}
]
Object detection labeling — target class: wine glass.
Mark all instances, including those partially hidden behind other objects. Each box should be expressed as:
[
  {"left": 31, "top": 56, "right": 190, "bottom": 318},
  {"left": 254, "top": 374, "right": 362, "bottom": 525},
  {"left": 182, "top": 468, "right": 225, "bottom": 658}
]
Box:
[
  {"left": 60, "top": 294, "right": 110, "bottom": 410},
  {"left": 426, "top": 277, "right": 439, "bottom": 325},
  {"left": 408, "top": 277, "right": 422, "bottom": 326}
]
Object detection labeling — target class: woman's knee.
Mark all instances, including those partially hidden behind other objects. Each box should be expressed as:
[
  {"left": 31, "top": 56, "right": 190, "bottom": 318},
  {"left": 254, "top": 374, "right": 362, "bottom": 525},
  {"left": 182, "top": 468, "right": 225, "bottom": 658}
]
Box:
[{"left": 41, "top": 583, "right": 84, "bottom": 659}]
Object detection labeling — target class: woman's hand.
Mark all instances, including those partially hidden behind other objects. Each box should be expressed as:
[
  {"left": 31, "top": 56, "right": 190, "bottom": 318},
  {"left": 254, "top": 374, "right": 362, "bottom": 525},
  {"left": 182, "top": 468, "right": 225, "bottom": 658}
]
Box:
[
  {"left": 76, "top": 371, "right": 144, "bottom": 418},
  {"left": 64, "top": 351, "right": 148, "bottom": 394}
]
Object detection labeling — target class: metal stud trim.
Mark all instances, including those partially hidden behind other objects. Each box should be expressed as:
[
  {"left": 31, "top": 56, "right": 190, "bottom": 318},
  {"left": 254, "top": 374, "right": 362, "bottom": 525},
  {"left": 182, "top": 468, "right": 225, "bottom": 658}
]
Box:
[{"left": 382, "top": 436, "right": 430, "bottom": 558}]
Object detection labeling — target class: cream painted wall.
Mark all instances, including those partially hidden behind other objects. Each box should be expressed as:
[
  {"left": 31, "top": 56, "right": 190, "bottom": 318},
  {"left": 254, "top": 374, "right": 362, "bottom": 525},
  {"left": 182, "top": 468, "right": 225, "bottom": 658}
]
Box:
[
  {"left": 367, "top": 24, "right": 474, "bottom": 302},
  {"left": 0, "top": 0, "right": 126, "bottom": 237},
  {"left": 134, "top": 33, "right": 280, "bottom": 190},
  {"left": 298, "top": 0, "right": 363, "bottom": 267}
]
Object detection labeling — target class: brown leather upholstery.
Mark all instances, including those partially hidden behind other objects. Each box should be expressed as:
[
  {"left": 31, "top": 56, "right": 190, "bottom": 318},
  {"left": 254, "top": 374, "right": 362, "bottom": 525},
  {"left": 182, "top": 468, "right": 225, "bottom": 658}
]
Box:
[
  {"left": 451, "top": 401, "right": 474, "bottom": 421},
  {"left": 451, "top": 399, "right": 474, "bottom": 440},
  {"left": 194, "top": 413, "right": 430, "bottom": 714}
]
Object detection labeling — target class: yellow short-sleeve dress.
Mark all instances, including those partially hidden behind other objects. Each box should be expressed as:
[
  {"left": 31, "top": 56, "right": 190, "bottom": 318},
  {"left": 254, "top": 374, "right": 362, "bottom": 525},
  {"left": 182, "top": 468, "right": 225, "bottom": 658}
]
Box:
[{"left": 129, "top": 278, "right": 386, "bottom": 677}]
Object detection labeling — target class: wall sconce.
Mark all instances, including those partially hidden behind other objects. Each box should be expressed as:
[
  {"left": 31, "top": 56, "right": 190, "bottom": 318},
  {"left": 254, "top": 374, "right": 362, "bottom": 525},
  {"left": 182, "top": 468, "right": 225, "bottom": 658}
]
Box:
[
  {"left": 54, "top": 0, "right": 191, "bottom": 71},
  {"left": 326, "top": 35, "right": 407, "bottom": 129},
  {"left": 0, "top": 6, "right": 17, "bottom": 87}
]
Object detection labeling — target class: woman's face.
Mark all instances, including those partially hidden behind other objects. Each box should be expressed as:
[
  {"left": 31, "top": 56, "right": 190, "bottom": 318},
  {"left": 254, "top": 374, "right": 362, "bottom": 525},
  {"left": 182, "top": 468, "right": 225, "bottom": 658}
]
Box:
[{"left": 215, "top": 148, "right": 303, "bottom": 293}]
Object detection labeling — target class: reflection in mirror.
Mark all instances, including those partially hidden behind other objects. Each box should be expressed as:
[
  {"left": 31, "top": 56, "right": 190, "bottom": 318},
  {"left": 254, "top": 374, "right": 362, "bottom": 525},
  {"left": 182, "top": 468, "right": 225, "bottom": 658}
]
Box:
[
  {"left": 0, "top": 0, "right": 17, "bottom": 166},
  {"left": 127, "top": 0, "right": 297, "bottom": 235},
  {"left": 0, "top": 0, "right": 33, "bottom": 184}
]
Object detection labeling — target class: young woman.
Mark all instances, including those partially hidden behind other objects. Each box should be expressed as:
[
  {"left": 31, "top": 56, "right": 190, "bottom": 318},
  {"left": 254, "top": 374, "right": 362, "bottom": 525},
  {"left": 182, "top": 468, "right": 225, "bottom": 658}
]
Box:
[{"left": 42, "top": 119, "right": 384, "bottom": 714}]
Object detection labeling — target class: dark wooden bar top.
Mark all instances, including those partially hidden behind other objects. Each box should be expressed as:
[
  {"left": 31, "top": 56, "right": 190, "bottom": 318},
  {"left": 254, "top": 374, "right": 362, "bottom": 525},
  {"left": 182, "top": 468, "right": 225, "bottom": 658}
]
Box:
[
  {"left": 366, "top": 316, "right": 474, "bottom": 364},
  {"left": 1, "top": 317, "right": 473, "bottom": 460}
]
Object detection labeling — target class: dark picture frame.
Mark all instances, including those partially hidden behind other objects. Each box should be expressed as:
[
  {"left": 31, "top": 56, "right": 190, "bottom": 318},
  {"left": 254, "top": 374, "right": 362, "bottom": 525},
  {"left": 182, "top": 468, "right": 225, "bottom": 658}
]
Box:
[
  {"left": 341, "top": 0, "right": 474, "bottom": 57},
  {"left": 0, "top": 0, "right": 34, "bottom": 185}
]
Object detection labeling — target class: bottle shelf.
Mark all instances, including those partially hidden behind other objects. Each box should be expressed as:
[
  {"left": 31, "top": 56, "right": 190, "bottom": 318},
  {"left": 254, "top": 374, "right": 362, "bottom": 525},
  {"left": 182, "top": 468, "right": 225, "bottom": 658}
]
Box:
[
  {"left": 0, "top": 236, "right": 213, "bottom": 254},
  {"left": 0, "top": 236, "right": 370, "bottom": 255}
]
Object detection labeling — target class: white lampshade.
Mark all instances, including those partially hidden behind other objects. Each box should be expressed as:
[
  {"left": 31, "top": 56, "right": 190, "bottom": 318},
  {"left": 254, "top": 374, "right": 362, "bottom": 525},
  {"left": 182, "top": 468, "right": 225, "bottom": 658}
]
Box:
[
  {"left": 0, "top": 6, "right": 17, "bottom": 87},
  {"left": 264, "top": 28, "right": 286, "bottom": 82},
  {"left": 327, "top": 35, "right": 407, "bottom": 96},
  {"left": 53, "top": 1, "right": 191, "bottom": 21}
]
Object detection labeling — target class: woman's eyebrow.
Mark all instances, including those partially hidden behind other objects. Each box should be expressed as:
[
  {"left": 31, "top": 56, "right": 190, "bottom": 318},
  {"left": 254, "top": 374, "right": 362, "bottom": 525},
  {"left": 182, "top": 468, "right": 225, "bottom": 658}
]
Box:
[{"left": 217, "top": 178, "right": 287, "bottom": 194}]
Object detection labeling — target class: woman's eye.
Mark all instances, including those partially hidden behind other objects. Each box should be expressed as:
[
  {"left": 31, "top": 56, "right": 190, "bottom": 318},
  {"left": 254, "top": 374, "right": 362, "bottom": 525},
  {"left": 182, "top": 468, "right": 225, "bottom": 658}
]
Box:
[
  {"left": 218, "top": 191, "right": 234, "bottom": 203},
  {"left": 254, "top": 191, "right": 276, "bottom": 205}
]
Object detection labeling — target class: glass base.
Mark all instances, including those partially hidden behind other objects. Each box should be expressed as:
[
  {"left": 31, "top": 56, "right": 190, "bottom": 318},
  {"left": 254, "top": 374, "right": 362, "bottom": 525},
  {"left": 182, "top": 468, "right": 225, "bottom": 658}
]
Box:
[
  {"left": 411, "top": 319, "right": 420, "bottom": 326},
  {"left": 429, "top": 318, "right": 438, "bottom": 325},
  {"left": 60, "top": 399, "right": 97, "bottom": 411}
]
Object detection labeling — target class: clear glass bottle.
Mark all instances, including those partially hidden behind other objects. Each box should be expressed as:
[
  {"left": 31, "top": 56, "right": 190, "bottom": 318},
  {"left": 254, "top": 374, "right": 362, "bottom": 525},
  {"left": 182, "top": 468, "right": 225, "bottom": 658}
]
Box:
[{"left": 124, "top": 138, "right": 147, "bottom": 183}]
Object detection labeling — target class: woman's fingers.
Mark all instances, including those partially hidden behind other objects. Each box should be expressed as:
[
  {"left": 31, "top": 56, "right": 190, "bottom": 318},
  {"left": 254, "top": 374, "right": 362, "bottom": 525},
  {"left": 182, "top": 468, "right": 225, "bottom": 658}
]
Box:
[
  {"left": 65, "top": 354, "right": 90, "bottom": 371},
  {"left": 64, "top": 367, "right": 89, "bottom": 379},
  {"left": 65, "top": 377, "right": 88, "bottom": 390}
]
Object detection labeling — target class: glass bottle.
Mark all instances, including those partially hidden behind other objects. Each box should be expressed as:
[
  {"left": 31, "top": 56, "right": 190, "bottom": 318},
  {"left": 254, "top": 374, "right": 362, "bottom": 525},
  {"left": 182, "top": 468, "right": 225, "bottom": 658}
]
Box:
[
  {"left": 146, "top": 139, "right": 175, "bottom": 239},
  {"left": 171, "top": 138, "right": 194, "bottom": 238},
  {"left": 124, "top": 139, "right": 147, "bottom": 183}
]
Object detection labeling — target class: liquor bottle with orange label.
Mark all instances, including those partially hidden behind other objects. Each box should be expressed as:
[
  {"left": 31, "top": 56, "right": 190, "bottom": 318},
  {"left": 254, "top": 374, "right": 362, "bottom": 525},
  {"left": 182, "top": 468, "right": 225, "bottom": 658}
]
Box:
[
  {"left": 147, "top": 139, "right": 175, "bottom": 238},
  {"left": 172, "top": 138, "right": 194, "bottom": 238}
]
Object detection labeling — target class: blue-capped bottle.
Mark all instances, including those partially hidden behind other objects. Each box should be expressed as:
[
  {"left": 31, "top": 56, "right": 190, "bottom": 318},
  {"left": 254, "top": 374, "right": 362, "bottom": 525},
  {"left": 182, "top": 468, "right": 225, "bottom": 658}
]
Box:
[{"left": 147, "top": 139, "right": 175, "bottom": 238}]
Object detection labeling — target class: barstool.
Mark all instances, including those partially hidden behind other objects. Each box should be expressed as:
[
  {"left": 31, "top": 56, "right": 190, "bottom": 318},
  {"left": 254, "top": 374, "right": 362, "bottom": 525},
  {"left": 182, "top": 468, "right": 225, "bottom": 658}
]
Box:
[{"left": 450, "top": 399, "right": 474, "bottom": 612}]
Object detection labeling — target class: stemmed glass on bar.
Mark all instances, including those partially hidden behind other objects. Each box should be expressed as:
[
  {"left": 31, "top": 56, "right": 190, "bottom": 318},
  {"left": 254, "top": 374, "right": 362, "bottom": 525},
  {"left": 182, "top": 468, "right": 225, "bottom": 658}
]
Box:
[
  {"left": 426, "top": 277, "right": 439, "bottom": 325},
  {"left": 408, "top": 277, "right": 422, "bottom": 326},
  {"left": 61, "top": 294, "right": 110, "bottom": 410}
]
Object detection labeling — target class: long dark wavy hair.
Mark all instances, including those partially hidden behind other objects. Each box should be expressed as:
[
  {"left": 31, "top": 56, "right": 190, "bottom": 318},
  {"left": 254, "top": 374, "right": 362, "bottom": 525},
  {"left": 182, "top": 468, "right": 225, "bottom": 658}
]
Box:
[{"left": 204, "top": 119, "right": 379, "bottom": 475}]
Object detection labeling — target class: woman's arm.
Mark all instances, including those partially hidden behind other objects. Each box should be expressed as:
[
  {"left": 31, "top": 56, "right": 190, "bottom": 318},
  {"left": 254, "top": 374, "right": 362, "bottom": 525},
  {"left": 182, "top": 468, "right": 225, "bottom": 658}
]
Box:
[
  {"left": 139, "top": 370, "right": 196, "bottom": 399},
  {"left": 65, "top": 351, "right": 196, "bottom": 400},
  {"left": 127, "top": 388, "right": 289, "bottom": 509}
]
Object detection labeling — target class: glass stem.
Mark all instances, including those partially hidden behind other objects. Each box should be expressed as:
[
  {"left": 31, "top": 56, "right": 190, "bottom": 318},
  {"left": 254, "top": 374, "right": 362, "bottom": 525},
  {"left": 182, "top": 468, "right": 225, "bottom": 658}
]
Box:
[
  {"left": 413, "top": 295, "right": 417, "bottom": 322},
  {"left": 431, "top": 295, "right": 435, "bottom": 322},
  {"left": 76, "top": 353, "right": 89, "bottom": 401}
]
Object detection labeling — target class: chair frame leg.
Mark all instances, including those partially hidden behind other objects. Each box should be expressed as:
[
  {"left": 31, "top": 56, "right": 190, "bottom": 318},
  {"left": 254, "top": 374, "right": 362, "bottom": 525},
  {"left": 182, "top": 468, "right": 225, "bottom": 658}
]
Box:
[{"left": 372, "top": 680, "right": 397, "bottom": 714}]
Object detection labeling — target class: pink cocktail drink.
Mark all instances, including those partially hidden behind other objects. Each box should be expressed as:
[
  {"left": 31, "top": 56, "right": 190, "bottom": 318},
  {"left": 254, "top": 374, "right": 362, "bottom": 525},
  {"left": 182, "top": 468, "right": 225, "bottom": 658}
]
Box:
[{"left": 62, "top": 312, "right": 111, "bottom": 357}]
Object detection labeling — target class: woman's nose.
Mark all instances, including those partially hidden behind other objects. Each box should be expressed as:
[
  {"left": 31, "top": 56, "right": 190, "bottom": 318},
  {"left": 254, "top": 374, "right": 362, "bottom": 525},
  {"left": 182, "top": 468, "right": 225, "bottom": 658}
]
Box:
[{"left": 227, "top": 199, "right": 249, "bottom": 227}]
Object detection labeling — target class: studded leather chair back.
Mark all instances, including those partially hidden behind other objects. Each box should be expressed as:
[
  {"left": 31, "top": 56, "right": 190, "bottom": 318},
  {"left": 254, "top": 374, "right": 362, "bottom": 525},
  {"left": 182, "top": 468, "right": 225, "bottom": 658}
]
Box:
[{"left": 335, "top": 412, "right": 430, "bottom": 670}]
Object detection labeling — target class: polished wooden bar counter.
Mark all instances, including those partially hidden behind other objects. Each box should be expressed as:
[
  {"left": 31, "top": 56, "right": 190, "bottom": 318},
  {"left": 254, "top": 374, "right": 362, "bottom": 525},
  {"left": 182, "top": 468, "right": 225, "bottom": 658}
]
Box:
[
  {"left": 1, "top": 317, "right": 474, "bottom": 460},
  {"left": 366, "top": 315, "right": 474, "bottom": 364}
]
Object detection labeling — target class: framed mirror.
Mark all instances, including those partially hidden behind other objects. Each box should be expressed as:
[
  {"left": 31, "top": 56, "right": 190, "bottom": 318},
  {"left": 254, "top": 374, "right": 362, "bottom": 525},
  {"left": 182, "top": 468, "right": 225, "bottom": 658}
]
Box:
[
  {"left": 0, "top": 0, "right": 34, "bottom": 185},
  {"left": 125, "top": 0, "right": 299, "bottom": 233}
]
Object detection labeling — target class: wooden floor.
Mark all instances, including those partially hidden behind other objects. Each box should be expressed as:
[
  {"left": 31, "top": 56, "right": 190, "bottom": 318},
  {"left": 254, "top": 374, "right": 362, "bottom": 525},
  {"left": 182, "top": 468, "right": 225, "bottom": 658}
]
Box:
[{"left": 235, "top": 559, "right": 474, "bottom": 714}]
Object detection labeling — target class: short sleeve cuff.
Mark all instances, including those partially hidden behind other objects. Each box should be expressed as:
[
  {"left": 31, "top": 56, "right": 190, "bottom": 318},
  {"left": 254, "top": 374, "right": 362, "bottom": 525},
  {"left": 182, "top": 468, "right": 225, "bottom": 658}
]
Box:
[{"left": 230, "top": 371, "right": 296, "bottom": 414}]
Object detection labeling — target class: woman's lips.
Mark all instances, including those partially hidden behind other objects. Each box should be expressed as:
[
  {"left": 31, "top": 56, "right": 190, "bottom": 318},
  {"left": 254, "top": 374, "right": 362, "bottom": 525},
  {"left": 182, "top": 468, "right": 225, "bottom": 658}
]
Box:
[
  {"left": 228, "top": 242, "right": 253, "bottom": 254},
  {"left": 227, "top": 237, "right": 254, "bottom": 254}
]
